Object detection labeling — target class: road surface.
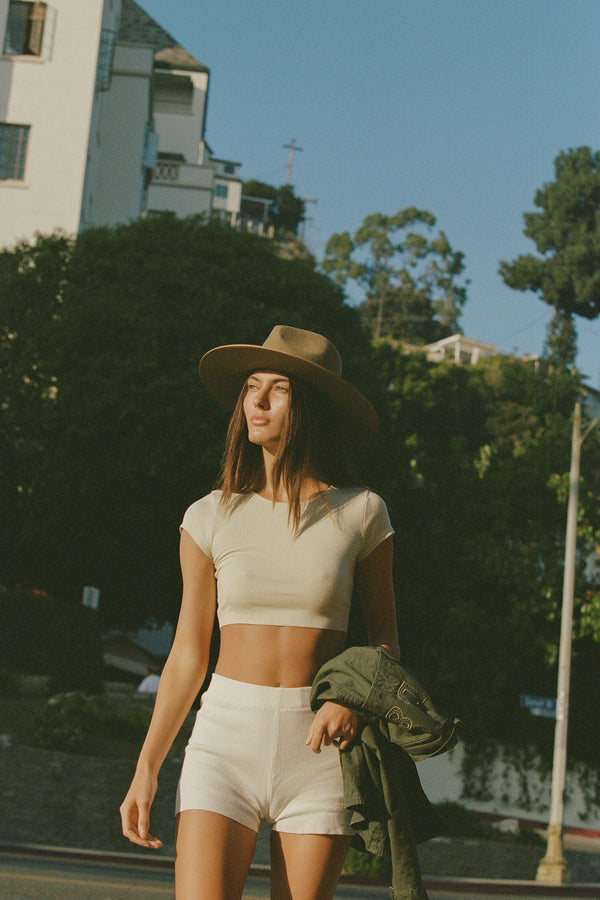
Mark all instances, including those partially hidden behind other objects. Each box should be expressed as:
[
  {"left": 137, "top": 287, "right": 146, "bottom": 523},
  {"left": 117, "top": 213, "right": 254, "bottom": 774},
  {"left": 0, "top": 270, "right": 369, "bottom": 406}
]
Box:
[{"left": 1, "top": 847, "right": 599, "bottom": 899}]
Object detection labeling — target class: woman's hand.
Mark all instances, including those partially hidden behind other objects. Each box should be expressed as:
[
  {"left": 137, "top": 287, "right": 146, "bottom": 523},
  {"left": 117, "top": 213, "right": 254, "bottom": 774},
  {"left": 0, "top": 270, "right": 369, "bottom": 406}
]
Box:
[
  {"left": 120, "top": 770, "right": 163, "bottom": 849},
  {"left": 306, "top": 701, "right": 360, "bottom": 753}
]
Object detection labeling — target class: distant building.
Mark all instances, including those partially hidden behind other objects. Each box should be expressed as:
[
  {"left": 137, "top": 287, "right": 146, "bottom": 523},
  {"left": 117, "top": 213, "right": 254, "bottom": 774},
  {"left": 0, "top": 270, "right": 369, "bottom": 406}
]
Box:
[
  {"left": 418, "top": 334, "right": 499, "bottom": 365},
  {"left": 0, "top": 0, "right": 242, "bottom": 248},
  {"left": 119, "top": 0, "right": 242, "bottom": 222},
  {"left": 401, "top": 334, "right": 545, "bottom": 367}
]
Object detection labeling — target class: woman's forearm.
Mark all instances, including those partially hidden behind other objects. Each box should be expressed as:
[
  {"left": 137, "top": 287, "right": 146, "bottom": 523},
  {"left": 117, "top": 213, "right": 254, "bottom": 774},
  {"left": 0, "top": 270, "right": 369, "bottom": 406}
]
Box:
[{"left": 135, "top": 649, "right": 208, "bottom": 777}]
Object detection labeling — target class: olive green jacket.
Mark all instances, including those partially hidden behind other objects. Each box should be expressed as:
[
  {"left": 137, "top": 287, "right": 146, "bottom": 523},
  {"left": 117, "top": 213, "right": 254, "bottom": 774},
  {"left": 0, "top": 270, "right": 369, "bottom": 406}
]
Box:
[{"left": 311, "top": 646, "right": 458, "bottom": 900}]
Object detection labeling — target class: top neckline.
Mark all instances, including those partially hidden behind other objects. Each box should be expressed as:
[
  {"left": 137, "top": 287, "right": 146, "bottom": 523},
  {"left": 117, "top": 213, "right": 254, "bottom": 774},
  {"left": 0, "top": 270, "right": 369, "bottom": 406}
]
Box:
[{"left": 251, "top": 486, "right": 336, "bottom": 505}]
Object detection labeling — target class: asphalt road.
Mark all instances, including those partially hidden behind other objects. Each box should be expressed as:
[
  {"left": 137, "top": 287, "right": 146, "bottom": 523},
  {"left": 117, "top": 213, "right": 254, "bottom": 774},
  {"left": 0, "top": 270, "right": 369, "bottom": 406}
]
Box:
[{"left": 1, "top": 848, "right": 599, "bottom": 900}]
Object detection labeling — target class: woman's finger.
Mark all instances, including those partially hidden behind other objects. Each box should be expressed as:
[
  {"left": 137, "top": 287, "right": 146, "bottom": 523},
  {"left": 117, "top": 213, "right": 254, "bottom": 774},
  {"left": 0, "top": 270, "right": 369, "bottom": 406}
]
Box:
[{"left": 306, "top": 718, "right": 328, "bottom": 753}]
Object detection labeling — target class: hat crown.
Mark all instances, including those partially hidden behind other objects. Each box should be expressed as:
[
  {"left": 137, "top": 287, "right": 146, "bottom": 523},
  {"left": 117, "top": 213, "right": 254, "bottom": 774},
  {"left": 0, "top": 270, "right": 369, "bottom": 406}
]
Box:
[{"left": 262, "top": 326, "right": 342, "bottom": 377}]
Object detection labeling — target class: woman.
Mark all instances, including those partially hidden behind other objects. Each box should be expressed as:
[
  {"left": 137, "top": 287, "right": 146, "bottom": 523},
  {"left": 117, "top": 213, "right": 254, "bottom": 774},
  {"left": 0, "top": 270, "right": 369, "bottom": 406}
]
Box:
[{"left": 120, "top": 325, "right": 400, "bottom": 900}]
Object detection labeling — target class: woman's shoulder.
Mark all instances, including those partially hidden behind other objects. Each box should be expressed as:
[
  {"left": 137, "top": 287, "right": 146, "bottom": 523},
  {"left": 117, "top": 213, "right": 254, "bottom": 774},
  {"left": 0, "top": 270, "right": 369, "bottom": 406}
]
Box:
[
  {"left": 328, "top": 485, "right": 387, "bottom": 507},
  {"left": 182, "top": 489, "right": 223, "bottom": 519},
  {"left": 180, "top": 491, "right": 224, "bottom": 556},
  {"left": 328, "top": 486, "right": 392, "bottom": 536}
]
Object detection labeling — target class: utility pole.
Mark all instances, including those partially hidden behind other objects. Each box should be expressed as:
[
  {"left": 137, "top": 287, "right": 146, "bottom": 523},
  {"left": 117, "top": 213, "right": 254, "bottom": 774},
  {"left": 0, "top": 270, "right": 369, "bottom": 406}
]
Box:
[
  {"left": 283, "top": 138, "right": 303, "bottom": 185},
  {"left": 536, "top": 400, "right": 599, "bottom": 884},
  {"left": 300, "top": 197, "right": 317, "bottom": 240}
]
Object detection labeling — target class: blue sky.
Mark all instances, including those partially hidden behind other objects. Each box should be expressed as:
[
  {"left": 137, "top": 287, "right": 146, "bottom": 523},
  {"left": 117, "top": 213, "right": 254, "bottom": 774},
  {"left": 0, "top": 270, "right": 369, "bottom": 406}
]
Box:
[{"left": 140, "top": 0, "right": 600, "bottom": 387}]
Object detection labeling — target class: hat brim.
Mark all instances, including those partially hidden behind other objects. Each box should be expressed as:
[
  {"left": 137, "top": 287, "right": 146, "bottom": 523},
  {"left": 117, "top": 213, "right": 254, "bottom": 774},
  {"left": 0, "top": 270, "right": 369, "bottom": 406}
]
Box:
[{"left": 199, "top": 344, "right": 378, "bottom": 441}]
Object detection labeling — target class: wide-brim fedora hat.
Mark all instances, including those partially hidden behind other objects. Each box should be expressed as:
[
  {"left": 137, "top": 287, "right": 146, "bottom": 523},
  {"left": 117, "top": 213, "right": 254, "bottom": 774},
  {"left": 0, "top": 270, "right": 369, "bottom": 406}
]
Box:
[{"left": 199, "top": 325, "right": 378, "bottom": 441}]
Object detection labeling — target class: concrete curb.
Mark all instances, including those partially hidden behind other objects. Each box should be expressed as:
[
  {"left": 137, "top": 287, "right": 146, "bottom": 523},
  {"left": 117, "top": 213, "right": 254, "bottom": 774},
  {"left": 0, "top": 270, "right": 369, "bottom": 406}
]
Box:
[{"left": 2, "top": 840, "right": 600, "bottom": 896}]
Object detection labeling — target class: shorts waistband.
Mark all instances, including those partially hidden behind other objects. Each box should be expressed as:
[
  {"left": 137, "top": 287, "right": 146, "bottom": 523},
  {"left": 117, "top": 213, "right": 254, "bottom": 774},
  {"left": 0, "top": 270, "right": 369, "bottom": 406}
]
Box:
[{"left": 205, "top": 673, "right": 312, "bottom": 710}]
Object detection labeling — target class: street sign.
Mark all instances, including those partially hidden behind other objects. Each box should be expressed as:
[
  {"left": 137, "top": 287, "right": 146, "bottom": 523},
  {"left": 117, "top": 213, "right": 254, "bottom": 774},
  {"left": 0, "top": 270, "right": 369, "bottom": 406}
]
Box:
[{"left": 520, "top": 695, "right": 556, "bottom": 718}]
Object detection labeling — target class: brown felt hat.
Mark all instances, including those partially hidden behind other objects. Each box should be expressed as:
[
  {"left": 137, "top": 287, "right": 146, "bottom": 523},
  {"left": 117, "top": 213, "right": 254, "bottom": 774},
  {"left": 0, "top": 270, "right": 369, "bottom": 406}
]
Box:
[{"left": 199, "top": 325, "right": 378, "bottom": 441}]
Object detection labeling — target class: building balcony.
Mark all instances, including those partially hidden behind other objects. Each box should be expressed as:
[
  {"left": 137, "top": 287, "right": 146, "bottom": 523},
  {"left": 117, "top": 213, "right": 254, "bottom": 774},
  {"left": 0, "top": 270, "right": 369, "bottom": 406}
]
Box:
[
  {"left": 151, "top": 156, "right": 213, "bottom": 190},
  {"left": 148, "top": 154, "right": 214, "bottom": 217}
]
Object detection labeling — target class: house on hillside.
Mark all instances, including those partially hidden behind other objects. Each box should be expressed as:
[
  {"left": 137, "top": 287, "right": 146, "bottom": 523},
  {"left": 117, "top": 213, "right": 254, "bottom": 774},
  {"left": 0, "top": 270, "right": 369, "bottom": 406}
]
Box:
[
  {"left": 0, "top": 0, "right": 242, "bottom": 248},
  {"left": 401, "top": 333, "right": 545, "bottom": 367},
  {"left": 419, "top": 334, "right": 499, "bottom": 364}
]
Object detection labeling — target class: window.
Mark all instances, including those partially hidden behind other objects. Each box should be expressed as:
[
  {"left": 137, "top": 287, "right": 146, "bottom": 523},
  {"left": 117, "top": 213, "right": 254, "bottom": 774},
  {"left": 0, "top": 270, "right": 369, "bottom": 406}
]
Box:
[
  {"left": 3, "top": 1, "right": 46, "bottom": 56},
  {"left": 223, "top": 163, "right": 235, "bottom": 175},
  {"left": 0, "top": 123, "right": 30, "bottom": 180},
  {"left": 96, "top": 28, "right": 116, "bottom": 92},
  {"left": 215, "top": 184, "right": 228, "bottom": 199}
]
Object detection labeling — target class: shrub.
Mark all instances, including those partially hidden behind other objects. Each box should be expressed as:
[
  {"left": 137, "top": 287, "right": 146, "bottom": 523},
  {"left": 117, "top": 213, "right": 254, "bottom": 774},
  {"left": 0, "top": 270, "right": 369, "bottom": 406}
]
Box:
[
  {"left": 434, "top": 800, "right": 544, "bottom": 845},
  {"left": 28, "top": 691, "right": 148, "bottom": 753},
  {"left": 342, "top": 846, "right": 391, "bottom": 878},
  {"left": 0, "top": 668, "right": 21, "bottom": 698},
  {"left": 434, "top": 800, "right": 489, "bottom": 837},
  {"left": 30, "top": 692, "right": 101, "bottom": 752}
]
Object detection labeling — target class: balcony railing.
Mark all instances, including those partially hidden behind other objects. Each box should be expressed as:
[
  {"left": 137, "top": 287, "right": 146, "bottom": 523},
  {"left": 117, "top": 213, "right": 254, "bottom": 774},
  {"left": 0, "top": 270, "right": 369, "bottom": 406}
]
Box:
[{"left": 151, "top": 160, "right": 214, "bottom": 189}]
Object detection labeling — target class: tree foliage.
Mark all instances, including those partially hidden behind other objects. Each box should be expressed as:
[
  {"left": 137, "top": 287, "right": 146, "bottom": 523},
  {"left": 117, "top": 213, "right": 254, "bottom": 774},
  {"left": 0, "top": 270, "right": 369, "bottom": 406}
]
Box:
[
  {"left": 0, "top": 232, "right": 75, "bottom": 577},
  {"left": 2, "top": 216, "right": 600, "bottom": 792},
  {"left": 500, "top": 146, "right": 600, "bottom": 370},
  {"left": 241, "top": 180, "right": 305, "bottom": 236},
  {"left": 0, "top": 216, "right": 380, "bottom": 628},
  {"left": 370, "top": 347, "right": 600, "bottom": 775},
  {"left": 500, "top": 147, "right": 600, "bottom": 320},
  {"left": 321, "top": 208, "right": 468, "bottom": 343}
]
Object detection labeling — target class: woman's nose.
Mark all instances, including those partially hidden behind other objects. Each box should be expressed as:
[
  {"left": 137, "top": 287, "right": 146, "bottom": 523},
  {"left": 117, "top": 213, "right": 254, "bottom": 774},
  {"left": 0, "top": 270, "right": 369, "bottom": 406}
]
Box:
[{"left": 255, "top": 388, "right": 270, "bottom": 408}]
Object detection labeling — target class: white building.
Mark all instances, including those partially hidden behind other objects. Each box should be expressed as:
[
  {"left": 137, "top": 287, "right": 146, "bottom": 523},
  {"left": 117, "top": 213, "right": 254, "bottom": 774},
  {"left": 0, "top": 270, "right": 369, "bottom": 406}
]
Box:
[
  {"left": 0, "top": 0, "right": 242, "bottom": 249},
  {"left": 118, "top": 0, "right": 242, "bottom": 222},
  {"left": 0, "top": 0, "right": 120, "bottom": 245},
  {"left": 421, "top": 334, "right": 499, "bottom": 365}
]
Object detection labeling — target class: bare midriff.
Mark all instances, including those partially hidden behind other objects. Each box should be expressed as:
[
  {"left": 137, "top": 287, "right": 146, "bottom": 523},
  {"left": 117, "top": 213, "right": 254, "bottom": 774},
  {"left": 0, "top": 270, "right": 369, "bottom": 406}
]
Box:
[{"left": 215, "top": 623, "right": 346, "bottom": 687}]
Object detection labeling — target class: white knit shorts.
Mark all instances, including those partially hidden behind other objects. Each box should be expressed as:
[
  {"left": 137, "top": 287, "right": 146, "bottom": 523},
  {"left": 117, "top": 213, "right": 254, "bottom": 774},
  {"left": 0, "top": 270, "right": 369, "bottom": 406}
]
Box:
[{"left": 176, "top": 673, "right": 352, "bottom": 835}]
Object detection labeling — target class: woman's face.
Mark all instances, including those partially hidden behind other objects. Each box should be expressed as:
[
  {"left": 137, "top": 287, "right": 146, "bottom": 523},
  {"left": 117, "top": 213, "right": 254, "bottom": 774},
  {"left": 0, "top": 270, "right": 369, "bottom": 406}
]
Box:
[{"left": 243, "top": 371, "right": 291, "bottom": 453}]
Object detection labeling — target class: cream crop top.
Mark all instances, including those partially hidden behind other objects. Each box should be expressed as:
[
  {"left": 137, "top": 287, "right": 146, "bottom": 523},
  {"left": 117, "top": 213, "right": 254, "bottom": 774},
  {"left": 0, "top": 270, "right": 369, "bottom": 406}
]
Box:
[{"left": 180, "top": 487, "right": 394, "bottom": 633}]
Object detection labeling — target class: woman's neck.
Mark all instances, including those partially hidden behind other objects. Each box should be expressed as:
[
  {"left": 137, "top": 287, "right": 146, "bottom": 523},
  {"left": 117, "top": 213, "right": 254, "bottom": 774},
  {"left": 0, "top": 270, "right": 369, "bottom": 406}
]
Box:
[
  {"left": 257, "top": 474, "right": 329, "bottom": 503},
  {"left": 259, "top": 449, "right": 279, "bottom": 498},
  {"left": 258, "top": 450, "right": 328, "bottom": 502}
]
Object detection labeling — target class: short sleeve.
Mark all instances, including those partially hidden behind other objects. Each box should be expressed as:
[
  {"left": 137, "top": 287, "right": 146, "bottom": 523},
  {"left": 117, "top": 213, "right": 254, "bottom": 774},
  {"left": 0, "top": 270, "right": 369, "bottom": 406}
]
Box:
[
  {"left": 180, "top": 492, "right": 219, "bottom": 559},
  {"left": 358, "top": 491, "right": 394, "bottom": 561}
]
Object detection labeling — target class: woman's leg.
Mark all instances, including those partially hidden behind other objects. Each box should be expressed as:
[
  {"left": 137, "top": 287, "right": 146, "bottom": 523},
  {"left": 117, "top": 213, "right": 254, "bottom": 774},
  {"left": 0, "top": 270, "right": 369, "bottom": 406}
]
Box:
[
  {"left": 269, "top": 831, "right": 353, "bottom": 900},
  {"left": 175, "top": 810, "right": 257, "bottom": 900}
]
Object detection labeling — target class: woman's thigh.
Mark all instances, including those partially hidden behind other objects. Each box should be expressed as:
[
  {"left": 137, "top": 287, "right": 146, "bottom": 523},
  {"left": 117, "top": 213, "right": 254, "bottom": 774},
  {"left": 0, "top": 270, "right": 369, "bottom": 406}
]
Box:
[
  {"left": 269, "top": 831, "right": 353, "bottom": 900},
  {"left": 175, "top": 810, "right": 257, "bottom": 900}
]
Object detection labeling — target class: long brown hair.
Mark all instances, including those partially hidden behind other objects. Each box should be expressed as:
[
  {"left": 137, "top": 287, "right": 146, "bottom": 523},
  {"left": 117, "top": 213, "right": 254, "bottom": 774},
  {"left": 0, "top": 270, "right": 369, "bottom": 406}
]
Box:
[{"left": 219, "top": 376, "right": 358, "bottom": 530}]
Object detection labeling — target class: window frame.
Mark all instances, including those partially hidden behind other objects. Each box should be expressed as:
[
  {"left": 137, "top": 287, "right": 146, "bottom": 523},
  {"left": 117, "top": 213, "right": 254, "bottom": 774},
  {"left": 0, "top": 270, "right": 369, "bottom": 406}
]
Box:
[
  {"left": 0, "top": 122, "right": 31, "bottom": 181},
  {"left": 3, "top": 1, "right": 47, "bottom": 57}
]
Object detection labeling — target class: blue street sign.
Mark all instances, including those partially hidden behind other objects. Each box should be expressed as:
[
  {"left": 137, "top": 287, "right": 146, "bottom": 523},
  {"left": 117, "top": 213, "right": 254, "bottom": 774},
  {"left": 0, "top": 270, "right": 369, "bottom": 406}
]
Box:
[{"left": 520, "top": 695, "right": 556, "bottom": 718}]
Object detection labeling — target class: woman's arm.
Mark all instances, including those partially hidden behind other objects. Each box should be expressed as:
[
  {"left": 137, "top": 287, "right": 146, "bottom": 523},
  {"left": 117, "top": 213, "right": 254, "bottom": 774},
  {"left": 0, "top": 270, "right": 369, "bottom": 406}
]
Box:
[
  {"left": 307, "top": 536, "right": 400, "bottom": 753},
  {"left": 120, "top": 530, "right": 217, "bottom": 847},
  {"left": 355, "top": 535, "right": 401, "bottom": 660}
]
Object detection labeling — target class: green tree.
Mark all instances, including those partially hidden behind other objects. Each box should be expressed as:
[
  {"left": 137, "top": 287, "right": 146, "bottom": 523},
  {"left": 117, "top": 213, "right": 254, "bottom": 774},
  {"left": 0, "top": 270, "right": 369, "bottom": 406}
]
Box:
[
  {"left": 241, "top": 180, "right": 305, "bottom": 236},
  {"left": 3, "top": 217, "right": 600, "bottom": 801},
  {"left": 321, "top": 208, "right": 468, "bottom": 343},
  {"left": 499, "top": 146, "right": 600, "bottom": 371},
  {"left": 0, "top": 232, "right": 74, "bottom": 579},
  {"left": 0, "top": 216, "right": 381, "bottom": 628},
  {"left": 372, "top": 346, "right": 600, "bottom": 779}
]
